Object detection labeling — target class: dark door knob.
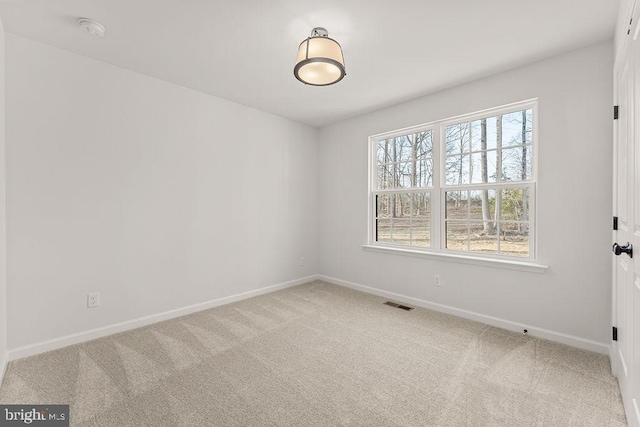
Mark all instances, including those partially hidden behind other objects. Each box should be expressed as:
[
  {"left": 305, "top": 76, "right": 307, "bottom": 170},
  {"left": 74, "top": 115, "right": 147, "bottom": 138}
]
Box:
[{"left": 613, "top": 242, "right": 633, "bottom": 258}]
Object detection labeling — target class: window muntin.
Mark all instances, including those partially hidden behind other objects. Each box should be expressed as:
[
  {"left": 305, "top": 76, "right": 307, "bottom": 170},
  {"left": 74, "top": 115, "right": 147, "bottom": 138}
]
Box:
[
  {"left": 373, "top": 130, "right": 434, "bottom": 249},
  {"left": 376, "top": 131, "right": 433, "bottom": 190},
  {"left": 443, "top": 186, "right": 531, "bottom": 257},
  {"left": 444, "top": 109, "right": 533, "bottom": 185},
  {"left": 370, "top": 101, "right": 536, "bottom": 260},
  {"left": 375, "top": 192, "right": 431, "bottom": 247}
]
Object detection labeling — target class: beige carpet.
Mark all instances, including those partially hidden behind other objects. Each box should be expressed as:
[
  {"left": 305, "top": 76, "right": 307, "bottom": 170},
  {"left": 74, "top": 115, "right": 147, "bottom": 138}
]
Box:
[{"left": 0, "top": 281, "right": 627, "bottom": 426}]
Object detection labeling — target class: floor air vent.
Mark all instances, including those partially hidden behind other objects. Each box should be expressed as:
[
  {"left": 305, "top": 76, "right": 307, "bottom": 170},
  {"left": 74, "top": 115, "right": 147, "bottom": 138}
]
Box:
[{"left": 383, "top": 301, "right": 414, "bottom": 311}]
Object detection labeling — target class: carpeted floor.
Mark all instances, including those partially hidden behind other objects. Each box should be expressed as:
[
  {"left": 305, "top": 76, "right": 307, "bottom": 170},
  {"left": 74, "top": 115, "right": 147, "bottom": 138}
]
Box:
[{"left": 0, "top": 281, "right": 628, "bottom": 426}]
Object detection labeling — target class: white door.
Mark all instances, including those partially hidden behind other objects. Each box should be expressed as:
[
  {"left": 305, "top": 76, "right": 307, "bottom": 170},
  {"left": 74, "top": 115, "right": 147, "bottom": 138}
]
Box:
[{"left": 614, "top": 7, "right": 640, "bottom": 425}]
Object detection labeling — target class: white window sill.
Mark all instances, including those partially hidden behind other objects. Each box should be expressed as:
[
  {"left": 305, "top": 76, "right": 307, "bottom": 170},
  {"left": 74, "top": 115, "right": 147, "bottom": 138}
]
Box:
[{"left": 361, "top": 244, "right": 548, "bottom": 273}]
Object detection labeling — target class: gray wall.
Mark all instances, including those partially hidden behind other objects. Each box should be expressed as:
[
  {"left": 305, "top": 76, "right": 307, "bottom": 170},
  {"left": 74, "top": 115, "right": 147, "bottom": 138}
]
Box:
[
  {"left": 5, "top": 35, "right": 319, "bottom": 350},
  {"left": 318, "top": 41, "right": 613, "bottom": 347}
]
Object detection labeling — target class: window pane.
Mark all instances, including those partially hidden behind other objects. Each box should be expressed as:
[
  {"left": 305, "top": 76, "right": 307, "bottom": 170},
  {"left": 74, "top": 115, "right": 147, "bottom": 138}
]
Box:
[
  {"left": 377, "top": 164, "right": 393, "bottom": 189},
  {"left": 525, "top": 109, "right": 533, "bottom": 143},
  {"left": 445, "top": 154, "right": 470, "bottom": 185},
  {"left": 500, "top": 188, "right": 530, "bottom": 221},
  {"left": 411, "top": 192, "right": 431, "bottom": 219},
  {"left": 469, "top": 190, "right": 496, "bottom": 223},
  {"left": 470, "top": 117, "right": 498, "bottom": 151},
  {"left": 411, "top": 220, "right": 430, "bottom": 247},
  {"left": 470, "top": 150, "right": 497, "bottom": 184},
  {"left": 376, "top": 194, "right": 391, "bottom": 218},
  {"left": 445, "top": 123, "right": 471, "bottom": 155},
  {"left": 486, "top": 117, "right": 498, "bottom": 150},
  {"left": 391, "top": 219, "right": 412, "bottom": 246},
  {"left": 377, "top": 219, "right": 392, "bottom": 243},
  {"left": 445, "top": 222, "right": 468, "bottom": 251},
  {"left": 446, "top": 191, "right": 469, "bottom": 219},
  {"left": 470, "top": 120, "right": 481, "bottom": 152},
  {"left": 394, "top": 135, "right": 413, "bottom": 163},
  {"left": 396, "top": 162, "right": 412, "bottom": 188},
  {"left": 469, "top": 221, "right": 498, "bottom": 253},
  {"left": 499, "top": 222, "right": 529, "bottom": 257},
  {"left": 376, "top": 140, "right": 393, "bottom": 164},
  {"left": 501, "top": 147, "right": 532, "bottom": 182},
  {"left": 502, "top": 110, "right": 532, "bottom": 147},
  {"left": 416, "top": 131, "right": 433, "bottom": 159},
  {"left": 415, "top": 157, "right": 434, "bottom": 187}
]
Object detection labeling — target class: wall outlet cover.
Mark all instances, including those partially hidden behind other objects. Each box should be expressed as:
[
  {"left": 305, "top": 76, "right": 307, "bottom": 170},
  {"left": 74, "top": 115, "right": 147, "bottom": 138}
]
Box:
[{"left": 87, "top": 293, "right": 100, "bottom": 308}]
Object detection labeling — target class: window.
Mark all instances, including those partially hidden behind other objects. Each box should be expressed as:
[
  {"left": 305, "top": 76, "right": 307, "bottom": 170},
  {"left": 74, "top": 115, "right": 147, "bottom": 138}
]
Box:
[{"left": 369, "top": 100, "right": 536, "bottom": 260}]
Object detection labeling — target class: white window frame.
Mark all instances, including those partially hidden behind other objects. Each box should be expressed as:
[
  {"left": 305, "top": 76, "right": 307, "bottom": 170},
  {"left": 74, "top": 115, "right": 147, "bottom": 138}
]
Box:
[{"left": 367, "top": 99, "right": 543, "bottom": 270}]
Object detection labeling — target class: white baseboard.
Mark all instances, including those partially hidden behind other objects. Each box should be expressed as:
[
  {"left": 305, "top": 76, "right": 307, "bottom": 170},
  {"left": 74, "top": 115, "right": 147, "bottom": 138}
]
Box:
[
  {"left": 319, "top": 275, "right": 610, "bottom": 355},
  {"left": 8, "top": 275, "right": 320, "bottom": 361},
  {"left": 6, "top": 273, "right": 610, "bottom": 360}
]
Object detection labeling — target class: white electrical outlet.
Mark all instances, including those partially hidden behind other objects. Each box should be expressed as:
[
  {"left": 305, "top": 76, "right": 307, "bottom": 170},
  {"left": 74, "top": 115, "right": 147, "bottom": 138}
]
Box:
[
  {"left": 299, "top": 257, "right": 305, "bottom": 266},
  {"left": 87, "top": 293, "right": 100, "bottom": 308},
  {"left": 434, "top": 275, "right": 442, "bottom": 287}
]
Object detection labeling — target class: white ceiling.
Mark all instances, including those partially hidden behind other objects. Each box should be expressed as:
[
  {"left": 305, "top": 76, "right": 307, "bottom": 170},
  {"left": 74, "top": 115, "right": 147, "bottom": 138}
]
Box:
[{"left": 0, "top": 0, "right": 620, "bottom": 127}]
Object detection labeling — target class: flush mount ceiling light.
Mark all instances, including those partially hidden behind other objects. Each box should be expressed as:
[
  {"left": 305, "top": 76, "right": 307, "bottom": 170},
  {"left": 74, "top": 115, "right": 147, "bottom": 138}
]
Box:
[
  {"left": 77, "top": 18, "right": 105, "bottom": 37},
  {"left": 294, "top": 27, "right": 345, "bottom": 86}
]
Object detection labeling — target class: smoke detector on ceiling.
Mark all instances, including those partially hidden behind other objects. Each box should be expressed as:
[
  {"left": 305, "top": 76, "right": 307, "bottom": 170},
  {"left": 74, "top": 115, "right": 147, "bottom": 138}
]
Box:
[{"left": 77, "top": 18, "right": 105, "bottom": 37}]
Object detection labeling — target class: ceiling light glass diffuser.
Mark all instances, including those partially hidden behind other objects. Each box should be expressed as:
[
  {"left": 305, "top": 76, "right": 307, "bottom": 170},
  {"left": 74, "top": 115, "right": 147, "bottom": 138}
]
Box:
[{"left": 294, "top": 27, "right": 345, "bottom": 86}]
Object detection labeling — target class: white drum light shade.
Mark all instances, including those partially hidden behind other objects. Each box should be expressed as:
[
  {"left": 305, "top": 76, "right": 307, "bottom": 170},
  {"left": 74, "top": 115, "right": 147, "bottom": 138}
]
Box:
[{"left": 294, "top": 28, "right": 345, "bottom": 86}]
